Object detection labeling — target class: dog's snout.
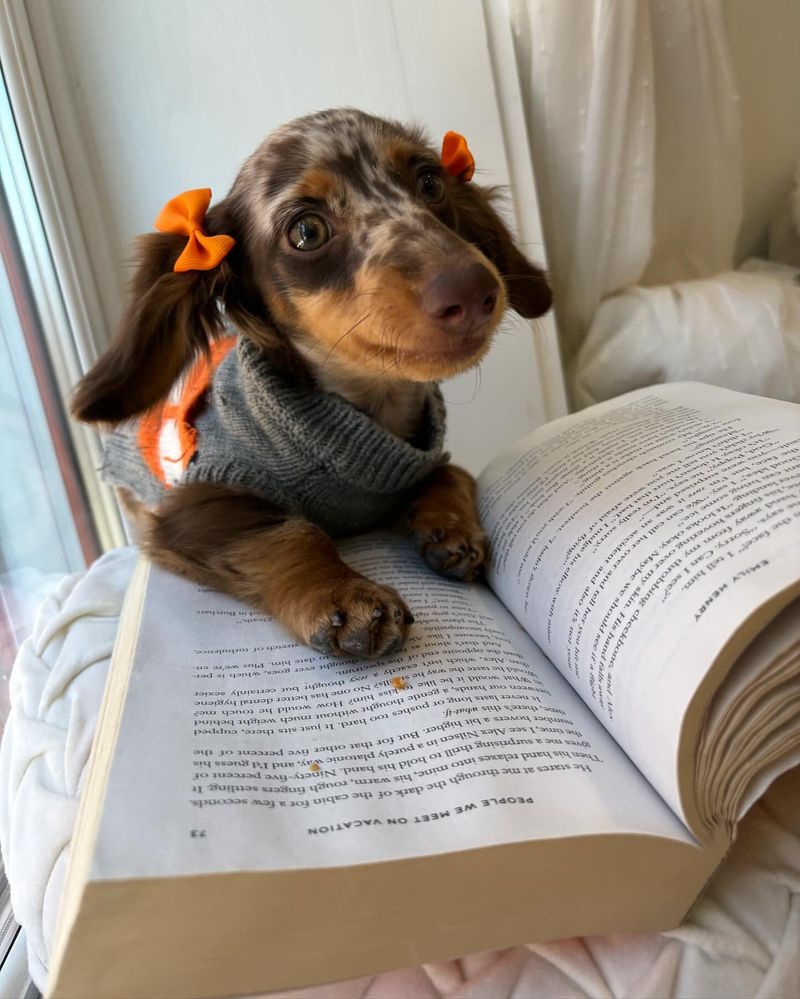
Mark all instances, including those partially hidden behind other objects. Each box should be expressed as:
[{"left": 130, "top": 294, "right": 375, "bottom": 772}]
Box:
[{"left": 421, "top": 262, "right": 500, "bottom": 335}]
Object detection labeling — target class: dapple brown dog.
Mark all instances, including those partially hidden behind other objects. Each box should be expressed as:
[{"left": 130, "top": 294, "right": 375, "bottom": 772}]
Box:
[{"left": 73, "top": 108, "right": 551, "bottom": 659}]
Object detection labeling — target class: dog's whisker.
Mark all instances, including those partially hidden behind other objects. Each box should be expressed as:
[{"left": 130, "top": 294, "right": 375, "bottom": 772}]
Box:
[
  {"left": 501, "top": 272, "right": 547, "bottom": 279},
  {"left": 360, "top": 306, "right": 405, "bottom": 365},
  {"left": 444, "top": 363, "right": 483, "bottom": 406},
  {"left": 470, "top": 365, "right": 482, "bottom": 405},
  {"left": 323, "top": 312, "right": 373, "bottom": 365}
]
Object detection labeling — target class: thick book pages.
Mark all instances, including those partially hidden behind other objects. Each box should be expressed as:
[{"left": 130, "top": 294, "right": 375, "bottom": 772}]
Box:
[
  {"left": 47, "top": 383, "right": 799, "bottom": 999},
  {"left": 477, "top": 382, "right": 800, "bottom": 834}
]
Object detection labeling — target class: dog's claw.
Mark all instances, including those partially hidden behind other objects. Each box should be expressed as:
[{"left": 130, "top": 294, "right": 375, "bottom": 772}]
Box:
[
  {"left": 341, "top": 633, "right": 369, "bottom": 657},
  {"left": 309, "top": 626, "right": 335, "bottom": 653},
  {"left": 383, "top": 633, "right": 403, "bottom": 656}
]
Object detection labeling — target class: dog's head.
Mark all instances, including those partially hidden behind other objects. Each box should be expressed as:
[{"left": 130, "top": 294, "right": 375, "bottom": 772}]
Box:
[{"left": 73, "top": 108, "right": 551, "bottom": 422}]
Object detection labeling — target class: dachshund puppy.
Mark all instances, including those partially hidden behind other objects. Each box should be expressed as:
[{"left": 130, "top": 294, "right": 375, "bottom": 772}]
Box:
[{"left": 73, "top": 108, "right": 551, "bottom": 658}]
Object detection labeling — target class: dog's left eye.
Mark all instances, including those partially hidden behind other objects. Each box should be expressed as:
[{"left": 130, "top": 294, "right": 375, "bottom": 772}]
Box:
[
  {"left": 288, "top": 214, "right": 330, "bottom": 251},
  {"left": 416, "top": 171, "right": 445, "bottom": 204}
]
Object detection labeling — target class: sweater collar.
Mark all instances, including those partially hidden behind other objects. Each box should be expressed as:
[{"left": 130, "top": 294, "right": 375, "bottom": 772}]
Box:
[{"left": 234, "top": 338, "right": 448, "bottom": 493}]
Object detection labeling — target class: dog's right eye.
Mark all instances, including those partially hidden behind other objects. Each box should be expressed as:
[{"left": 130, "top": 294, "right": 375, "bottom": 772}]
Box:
[
  {"left": 287, "top": 214, "right": 330, "bottom": 251},
  {"left": 416, "top": 171, "right": 445, "bottom": 204}
]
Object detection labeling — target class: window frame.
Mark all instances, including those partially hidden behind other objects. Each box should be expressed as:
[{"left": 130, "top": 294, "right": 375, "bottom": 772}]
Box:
[{"left": 0, "top": 0, "right": 125, "bottom": 553}]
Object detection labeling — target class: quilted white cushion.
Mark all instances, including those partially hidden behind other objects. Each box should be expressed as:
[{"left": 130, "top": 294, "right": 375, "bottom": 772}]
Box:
[{"left": 1, "top": 548, "right": 799, "bottom": 997}]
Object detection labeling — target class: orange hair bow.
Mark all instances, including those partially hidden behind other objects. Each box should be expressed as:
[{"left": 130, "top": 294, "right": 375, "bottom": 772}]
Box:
[
  {"left": 154, "top": 188, "right": 235, "bottom": 273},
  {"left": 440, "top": 131, "right": 475, "bottom": 182}
]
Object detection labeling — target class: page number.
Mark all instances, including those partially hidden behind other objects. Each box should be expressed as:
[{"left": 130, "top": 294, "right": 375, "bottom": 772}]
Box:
[{"left": 189, "top": 829, "right": 207, "bottom": 838}]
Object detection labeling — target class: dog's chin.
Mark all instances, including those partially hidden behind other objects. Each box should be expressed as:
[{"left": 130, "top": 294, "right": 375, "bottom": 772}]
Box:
[
  {"left": 397, "top": 342, "right": 491, "bottom": 382},
  {"left": 392, "top": 324, "right": 495, "bottom": 381}
]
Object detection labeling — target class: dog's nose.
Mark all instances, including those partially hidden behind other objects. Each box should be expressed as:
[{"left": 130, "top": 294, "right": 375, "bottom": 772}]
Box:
[{"left": 421, "top": 262, "right": 500, "bottom": 335}]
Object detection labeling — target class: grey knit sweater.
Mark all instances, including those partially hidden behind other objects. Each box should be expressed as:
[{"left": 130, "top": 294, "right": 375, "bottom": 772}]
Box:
[{"left": 101, "top": 337, "right": 448, "bottom": 535}]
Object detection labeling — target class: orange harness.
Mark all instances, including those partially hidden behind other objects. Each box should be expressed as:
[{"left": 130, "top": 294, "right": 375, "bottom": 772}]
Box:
[{"left": 137, "top": 335, "right": 237, "bottom": 488}]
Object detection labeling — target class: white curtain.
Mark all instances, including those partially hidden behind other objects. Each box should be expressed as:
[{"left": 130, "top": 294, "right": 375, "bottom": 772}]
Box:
[{"left": 510, "top": 0, "right": 743, "bottom": 368}]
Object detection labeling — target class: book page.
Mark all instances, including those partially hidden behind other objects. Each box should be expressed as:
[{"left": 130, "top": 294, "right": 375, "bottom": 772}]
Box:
[
  {"left": 477, "top": 382, "right": 800, "bottom": 826},
  {"left": 697, "top": 599, "right": 800, "bottom": 825},
  {"left": 91, "top": 536, "right": 692, "bottom": 881}
]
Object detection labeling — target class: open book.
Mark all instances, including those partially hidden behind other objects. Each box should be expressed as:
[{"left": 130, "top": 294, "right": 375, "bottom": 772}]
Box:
[{"left": 48, "top": 383, "right": 800, "bottom": 999}]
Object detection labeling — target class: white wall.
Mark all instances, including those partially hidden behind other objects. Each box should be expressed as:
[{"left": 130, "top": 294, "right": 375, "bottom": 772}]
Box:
[{"left": 723, "top": 0, "right": 800, "bottom": 262}]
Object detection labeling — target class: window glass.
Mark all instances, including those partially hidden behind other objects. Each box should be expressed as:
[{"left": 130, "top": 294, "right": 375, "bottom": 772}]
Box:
[{"left": 0, "top": 95, "right": 100, "bottom": 730}]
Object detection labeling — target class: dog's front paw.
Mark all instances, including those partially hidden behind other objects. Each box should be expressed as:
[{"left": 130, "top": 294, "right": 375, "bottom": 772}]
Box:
[
  {"left": 305, "top": 579, "right": 414, "bottom": 659},
  {"left": 412, "top": 512, "right": 487, "bottom": 582}
]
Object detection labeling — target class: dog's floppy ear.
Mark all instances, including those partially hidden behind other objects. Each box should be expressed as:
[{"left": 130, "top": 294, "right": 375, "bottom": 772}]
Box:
[
  {"left": 72, "top": 200, "right": 251, "bottom": 423},
  {"left": 451, "top": 183, "right": 552, "bottom": 319}
]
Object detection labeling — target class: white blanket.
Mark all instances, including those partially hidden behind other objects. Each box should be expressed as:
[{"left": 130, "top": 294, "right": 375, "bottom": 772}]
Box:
[
  {"left": 2, "top": 549, "right": 799, "bottom": 998},
  {"left": 572, "top": 260, "right": 800, "bottom": 410}
]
